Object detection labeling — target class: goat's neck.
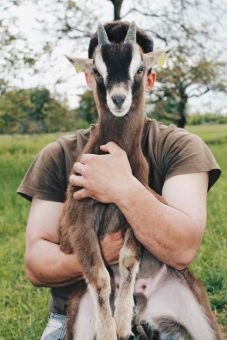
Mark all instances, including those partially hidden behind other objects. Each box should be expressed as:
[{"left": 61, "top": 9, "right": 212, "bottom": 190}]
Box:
[
  {"left": 85, "top": 102, "right": 148, "bottom": 185},
  {"left": 97, "top": 110, "right": 145, "bottom": 157}
]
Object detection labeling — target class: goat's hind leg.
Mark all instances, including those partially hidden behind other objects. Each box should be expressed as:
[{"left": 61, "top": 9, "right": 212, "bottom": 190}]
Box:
[
  {"left": 71, "top": 223, "right": 117, "bottom": 340},
  {"left": 114, "top": 228, "right": 140, "bottom": 339}
]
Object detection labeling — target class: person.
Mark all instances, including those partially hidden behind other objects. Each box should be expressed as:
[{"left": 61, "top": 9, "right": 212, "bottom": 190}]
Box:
[{"left": 17, "top": 21, "right": 221, "bottom": 340}]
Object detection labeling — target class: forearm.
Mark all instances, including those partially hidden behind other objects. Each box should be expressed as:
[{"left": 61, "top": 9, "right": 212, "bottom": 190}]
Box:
[
  {"left": 25, "top": 240, "right": 83, "bottom": 287},
  {"left": 116, "top": 178, "right": 202, "bottom": 269}
]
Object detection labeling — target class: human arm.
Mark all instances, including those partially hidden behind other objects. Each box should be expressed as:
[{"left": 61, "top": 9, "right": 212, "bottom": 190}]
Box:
[
  {"left": 116, "top": 171, "right": 208, "bottom": 270},
  {"left": 25, "top": 198, "right": 123, "bottom": 287},
  {"left": 71, "top": 142, "right": 208, "bottom": 270}
]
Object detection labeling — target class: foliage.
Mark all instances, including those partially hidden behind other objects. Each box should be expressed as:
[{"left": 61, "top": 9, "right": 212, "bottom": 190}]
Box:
[
  {"left": 75, "top": 90, "right": 98, "bottom": 124},
  {"left": 1, "top": 0, "right": 227, "bottom": 128},
  {"left": 147, "top": 95, "right": 181, "bottom": 126},
  {"left": 0, "top": 88, "right": 77, "bottom": 134},
  {"left": 187, "top": 112, "right": 227, "bottom": 125},
  {"left": 0, "top": 125, "right": 226, "bottom": 338},
  {"left": 149, "top": 54, "right": 227, "bottom": 127},
  {"left": 74, "top": 90, "right": 227, "bottom": 128},
  {"left": 0, "top": 2, "right": 40, "bottom": 94},
  {"left": 1, "top": 86, "right": 226, "bottom": 135}
]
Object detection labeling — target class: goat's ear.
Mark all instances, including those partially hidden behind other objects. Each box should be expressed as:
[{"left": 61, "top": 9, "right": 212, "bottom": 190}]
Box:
[
  {"left": 65, "top": 55, "right": 93, "bottom": 73},
  {"left": 144, "top": 46, "right": 176, "bottom": 69}
]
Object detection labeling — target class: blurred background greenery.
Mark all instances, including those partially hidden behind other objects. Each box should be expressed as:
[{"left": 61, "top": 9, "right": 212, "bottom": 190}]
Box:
[
  {"left": 1, "top": 0, "right": 227, "bottom": 133},
  {"left": 0, "top": 126, "right": 226, "bottom": 339},
  {"left": 0, "top": 0, "right": 227, "bottom": 339}
]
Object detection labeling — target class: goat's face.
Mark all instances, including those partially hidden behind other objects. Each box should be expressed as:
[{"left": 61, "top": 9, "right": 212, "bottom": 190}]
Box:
[
  {"left": 93, "top": 42, "right": 145, "bottom": 117},
  {"left": 67, "top": 22, "right": 175, "bottom": 118}
]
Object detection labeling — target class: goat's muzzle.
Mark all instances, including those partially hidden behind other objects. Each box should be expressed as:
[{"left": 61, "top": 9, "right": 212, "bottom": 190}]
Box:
[{"left": 111, "top": 95, "right": 126, "bottom": 108}]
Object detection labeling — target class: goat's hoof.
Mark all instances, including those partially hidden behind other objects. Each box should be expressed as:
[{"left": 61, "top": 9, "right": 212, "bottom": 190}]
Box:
[
  {"left": 118, "top": 332, "right": 134, "bottom": 340},
  {"left": 128, "top": 336, "right": 135, "bottom": 340},
  {"left": 132, "top": 320, "right": 156, "bottom": 339},
  {"left": 115, "top": 314, "right": 133, "bottom": 340}
]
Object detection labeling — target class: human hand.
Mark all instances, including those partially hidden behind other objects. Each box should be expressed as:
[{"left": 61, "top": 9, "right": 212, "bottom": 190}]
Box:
[
  {"left": 100, "top": 231, "right": 124, "bottom": 264},
  {"left": 69, "top": 142, "right": 135, "bottom": 204}
]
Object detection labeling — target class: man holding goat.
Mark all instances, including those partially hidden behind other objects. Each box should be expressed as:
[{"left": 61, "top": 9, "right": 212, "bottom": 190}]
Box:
[{"left": 17, "top": 21, "right": 221, "bottom": 339}]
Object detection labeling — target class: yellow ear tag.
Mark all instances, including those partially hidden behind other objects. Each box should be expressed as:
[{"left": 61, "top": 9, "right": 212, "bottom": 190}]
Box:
[
  {"left": 75, "top": 64, "right": 83, "bottom": 73},
  {"left": 157, "top": 52, "right": 171, "bottom": 67}
]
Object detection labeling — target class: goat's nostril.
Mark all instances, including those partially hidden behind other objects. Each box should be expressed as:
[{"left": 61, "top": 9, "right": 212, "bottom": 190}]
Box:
[{"left": 111, "top": 95, "right": 126, "bottom": 107}]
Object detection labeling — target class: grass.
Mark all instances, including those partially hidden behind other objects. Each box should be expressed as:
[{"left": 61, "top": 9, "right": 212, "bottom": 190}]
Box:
[
  {"left": 187, "top": 125, "right": 227, "bottom": 334},
  {"left": 0, "top": 124, "right": 226, "bottom": 339}
]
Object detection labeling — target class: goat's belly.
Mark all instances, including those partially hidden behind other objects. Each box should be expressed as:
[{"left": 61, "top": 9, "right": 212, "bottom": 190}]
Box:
[
  {"left": 137, "top": 276, "right": 215, "bottom": 340},
  {"left": 112, "top": 260, "right": 216, "bottom": 340},
  {"left": 93, "top": 202, "right": 126, "bottom": 237},
  {"left": 72, "top": 290, "right": 95, "bottom": 340}
]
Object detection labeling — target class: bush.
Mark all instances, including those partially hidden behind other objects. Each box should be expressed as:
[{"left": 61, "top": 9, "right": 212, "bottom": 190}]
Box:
[
  {"left": 0, "top": 88, "right": 77, "bottom": 134},
  {"left": 187, "top": 112, "right": 227, "bottom": 125}
]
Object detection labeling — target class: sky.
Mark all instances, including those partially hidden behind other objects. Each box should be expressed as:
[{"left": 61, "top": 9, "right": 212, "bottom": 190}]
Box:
[{"left": 4, "top": 0, "right": 227, "bottom": 114}]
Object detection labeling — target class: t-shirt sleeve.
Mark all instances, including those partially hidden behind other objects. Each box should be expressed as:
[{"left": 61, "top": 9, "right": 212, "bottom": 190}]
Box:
[
  {"left": 17, "top": 141, "right": 67, "bottom": 202},
  {"left": 161, "top": 128, "right": 221, "bottom": 190}
]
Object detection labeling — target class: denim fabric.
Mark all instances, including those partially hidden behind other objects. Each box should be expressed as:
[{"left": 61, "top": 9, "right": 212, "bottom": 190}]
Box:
[{"left": 41, "top": 313, "right": 67, "bottom": 340}]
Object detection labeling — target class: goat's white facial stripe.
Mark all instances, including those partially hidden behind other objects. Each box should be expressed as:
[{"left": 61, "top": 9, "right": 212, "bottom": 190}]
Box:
[
  {"left": 94, "top": 50, "right": 107, "bottom": 83},
  {"left": 93, "top": 44, "right": 142, "bottom": 117},
  {"left": 129, "top": 44, "right": 142, "bottom": 80}
]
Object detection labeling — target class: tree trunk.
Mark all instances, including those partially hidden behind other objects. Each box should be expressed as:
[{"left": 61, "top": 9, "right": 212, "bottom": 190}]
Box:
[
  {"left": 109, "top": 0, "right": 124, "bottom": 20},
  {"left": 176, "top": 85, "right": 188, "bottom": 128},
  {"left": 177, "top": 99, "right": 187, "bottom": 128}
]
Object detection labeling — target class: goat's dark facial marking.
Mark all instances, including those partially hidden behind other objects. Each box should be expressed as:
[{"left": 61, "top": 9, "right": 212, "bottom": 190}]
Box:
[
  {"left": 94, "top": 43, "right": 144, "bottom": 117},
  {"left": 67, "top": 21, "right": 175, "bottom": 119}
]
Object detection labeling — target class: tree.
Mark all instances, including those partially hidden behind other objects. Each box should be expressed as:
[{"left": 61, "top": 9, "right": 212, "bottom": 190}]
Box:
[
  {"left": 53, "top": 0, "right": 227, "bottom": 127},
  {"left": 75, "top": 90, "right": 98, "bottom": 125},
  {"left": 0, "top": 1, "right": 39, "bottom": 93},
  {"left": 1, "top": 0, "right": 227, "bottom": 128},
  {"left": 109, "top": 0, "right": 124, "bottom": 20},
  {"left": 149, "top": 55, "right": 227, "bottom": 127},
  {"left": 126, "top": 0, "right": 227, "bottom": 127},
  {"left": 0, "top": 88, "right": 75, "bottom": 133}
]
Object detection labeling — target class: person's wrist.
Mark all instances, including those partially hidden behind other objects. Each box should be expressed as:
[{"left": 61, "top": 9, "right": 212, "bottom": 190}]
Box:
[{"left": 113, "top": 175, "right": 144, "bottom": 209}]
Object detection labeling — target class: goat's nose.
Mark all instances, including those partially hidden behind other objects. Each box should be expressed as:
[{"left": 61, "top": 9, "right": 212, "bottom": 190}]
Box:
[{"left": 111, "top": 95, "right": 126, "bottom": 108}]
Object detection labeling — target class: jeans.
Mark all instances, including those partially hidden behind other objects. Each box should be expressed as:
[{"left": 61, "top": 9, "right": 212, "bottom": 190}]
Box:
[{"left": 40, "top": 313, "right": 66, "bottom": 340}]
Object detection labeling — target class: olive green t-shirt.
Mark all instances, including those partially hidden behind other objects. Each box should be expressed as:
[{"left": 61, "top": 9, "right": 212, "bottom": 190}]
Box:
[{"left": 17, "top": 119, "right": 221, "bottom": 314}]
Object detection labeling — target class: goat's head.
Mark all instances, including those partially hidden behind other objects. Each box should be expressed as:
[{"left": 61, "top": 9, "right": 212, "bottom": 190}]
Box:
[{"left": 67, "top": 22, "right": 174, "bottom": 118}]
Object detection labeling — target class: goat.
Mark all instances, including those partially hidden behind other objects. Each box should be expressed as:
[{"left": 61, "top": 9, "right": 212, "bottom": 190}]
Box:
[{"left": 59, "top": 22, "right": 222, "bottom": 340}]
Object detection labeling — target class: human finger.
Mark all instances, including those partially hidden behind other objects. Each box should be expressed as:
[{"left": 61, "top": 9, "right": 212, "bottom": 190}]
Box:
[
  {"left": 109, "top": 231, "right": 123, "bottom": 241},
  {"left": 69, "top": 174, "right": 85, "bottom": 187},
  {"left": 80, "top": 153, "right": 97, "bottom": 164},
  {"left": 103, "top": 236, "right": 124, "bottom": 252},
  {"left": 73, "top": 188, "right": 92, "bottom": 200},
  {"left": 73, "top": 162, "right": 86, "bottom": 175},
  {"left": 100, "top": 141, "right": 124, "bottom": 155}
]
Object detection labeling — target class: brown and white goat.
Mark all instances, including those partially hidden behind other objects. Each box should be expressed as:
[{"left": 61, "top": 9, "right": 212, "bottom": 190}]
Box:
[{"left": 59, "top": 22, "right": 222, "bottom": 340}]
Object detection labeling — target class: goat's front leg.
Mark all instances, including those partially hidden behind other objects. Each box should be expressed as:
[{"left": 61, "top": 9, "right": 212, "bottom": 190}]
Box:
[
  {"left": 114, "top": 228, "right": 140, "bottom": 339},
  {"left": 71, "top": 225, "right": 117, "bottom": 340}
]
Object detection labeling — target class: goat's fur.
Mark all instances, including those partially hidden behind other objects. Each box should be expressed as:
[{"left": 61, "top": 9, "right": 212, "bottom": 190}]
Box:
[{"left": 59, "top": 23, "right": 222, "bottom": 340}]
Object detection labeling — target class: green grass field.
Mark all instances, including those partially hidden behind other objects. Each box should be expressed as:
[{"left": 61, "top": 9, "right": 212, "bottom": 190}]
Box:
[{"left": 0, "top": 124, "right": 226, "bottom": 339}]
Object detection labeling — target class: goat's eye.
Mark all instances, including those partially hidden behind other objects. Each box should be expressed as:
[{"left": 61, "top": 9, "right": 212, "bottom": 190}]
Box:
[
  {"left": 93, "top": 67, "right": 102, "bottom": 78},
  {"left": 136, "top": 66, "right": 145, "bottom": 74}
]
